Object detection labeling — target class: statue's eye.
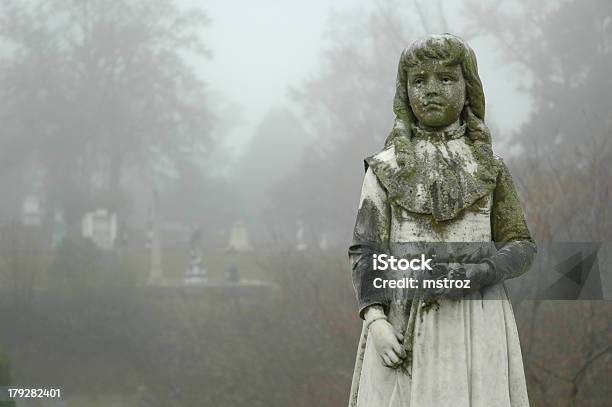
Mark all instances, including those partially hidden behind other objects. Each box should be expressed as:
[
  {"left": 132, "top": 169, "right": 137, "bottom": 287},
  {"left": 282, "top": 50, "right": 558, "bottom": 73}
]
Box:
[
  {"left": 414, "top": 78, "right": 423, "bottom": 85},
  {"left": 442, "top": 77, "right": 452, "bottom": 84}
]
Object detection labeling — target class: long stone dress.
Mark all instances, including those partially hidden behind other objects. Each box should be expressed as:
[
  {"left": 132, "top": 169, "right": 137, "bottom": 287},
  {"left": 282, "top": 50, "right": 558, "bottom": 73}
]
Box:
[{"left": 348, "top": 129, "right": 536, "bottom": 407}]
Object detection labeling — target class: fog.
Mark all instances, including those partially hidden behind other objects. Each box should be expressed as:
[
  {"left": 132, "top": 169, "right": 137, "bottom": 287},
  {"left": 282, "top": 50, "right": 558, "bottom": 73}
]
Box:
[
  {"left": 0, "top": 0, "right": 610, "bottom": 406},
  {"left": 184, "top": 0, "right": 532, "bottom": 166}
]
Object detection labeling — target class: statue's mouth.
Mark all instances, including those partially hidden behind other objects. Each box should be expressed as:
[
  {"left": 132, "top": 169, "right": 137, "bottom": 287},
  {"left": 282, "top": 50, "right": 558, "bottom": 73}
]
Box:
[{"left": 423, "top": 100, "right": 445, "bottom": 107}]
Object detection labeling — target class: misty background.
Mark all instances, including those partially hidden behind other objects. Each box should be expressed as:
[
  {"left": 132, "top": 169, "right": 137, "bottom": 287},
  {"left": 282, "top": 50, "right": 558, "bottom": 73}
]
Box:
[{"left": 0, "top": 0, "right": 610, "bottom": 406}]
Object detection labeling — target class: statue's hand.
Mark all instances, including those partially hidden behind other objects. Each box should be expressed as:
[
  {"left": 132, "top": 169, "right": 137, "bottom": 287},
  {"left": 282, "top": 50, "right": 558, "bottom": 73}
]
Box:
[
  {"left": 464, "top": 262, "right": 495, "bottom": 291},
  {"left": 369, "top": 319, "right": 406, "bottom": 368},
  {"left": 427, "top": 263, "right": 494, "bottom": 301}
]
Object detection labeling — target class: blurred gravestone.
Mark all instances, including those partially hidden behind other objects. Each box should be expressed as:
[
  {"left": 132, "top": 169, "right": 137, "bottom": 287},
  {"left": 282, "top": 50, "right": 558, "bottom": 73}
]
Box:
[
  {"left": 295, "top": 220, "right": 308, "bottom": 251},
  {"left": 81, "top": 209, "right": 117, "bottom": 250},
  {"left": 21, "top": 195, "right": 41, "bottom": 227},
  {"left": 226, "top": 221, "right": 253, "bottom": 253}
]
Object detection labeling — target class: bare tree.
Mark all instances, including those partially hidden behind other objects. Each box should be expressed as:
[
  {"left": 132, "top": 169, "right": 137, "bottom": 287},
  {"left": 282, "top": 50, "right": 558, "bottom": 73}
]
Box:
[{"left": 0, "top": 0, "right": 213, "bottom": 222}]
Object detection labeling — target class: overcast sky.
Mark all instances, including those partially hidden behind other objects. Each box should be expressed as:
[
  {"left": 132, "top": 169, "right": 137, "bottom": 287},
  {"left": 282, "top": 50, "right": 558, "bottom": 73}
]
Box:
[{"left": 180, "top": 0, "right": 533, "bottom": 157}]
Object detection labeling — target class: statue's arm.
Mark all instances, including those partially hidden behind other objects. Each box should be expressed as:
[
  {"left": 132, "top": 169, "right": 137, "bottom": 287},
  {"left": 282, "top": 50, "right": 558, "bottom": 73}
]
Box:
[
  {"left": 348, "top": 167, "right": 391, "bottom": 319},
  {"left": 480, "top": 160, "right": 537, "bottom": 284}
]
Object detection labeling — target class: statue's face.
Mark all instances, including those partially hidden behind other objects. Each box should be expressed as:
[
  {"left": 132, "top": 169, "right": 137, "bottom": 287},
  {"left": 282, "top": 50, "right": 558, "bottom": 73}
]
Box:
[{"left": 406, "top": 60, "right": 466, "bottom": 129}]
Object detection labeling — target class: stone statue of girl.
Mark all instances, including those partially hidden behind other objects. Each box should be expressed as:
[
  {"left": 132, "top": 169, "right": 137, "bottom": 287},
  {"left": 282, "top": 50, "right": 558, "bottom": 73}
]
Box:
[{"left": 348, "top": 34, "right": 536, "bottom": 407}]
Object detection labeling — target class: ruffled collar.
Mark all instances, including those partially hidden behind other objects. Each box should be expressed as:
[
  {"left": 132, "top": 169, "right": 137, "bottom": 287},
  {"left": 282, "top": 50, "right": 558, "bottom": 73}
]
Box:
[
  {"left": 365, "top": 125, "right": 499, "bottom": 222},
  {"left": 411, "top": 122, "right": 467, "bottom": 141}
]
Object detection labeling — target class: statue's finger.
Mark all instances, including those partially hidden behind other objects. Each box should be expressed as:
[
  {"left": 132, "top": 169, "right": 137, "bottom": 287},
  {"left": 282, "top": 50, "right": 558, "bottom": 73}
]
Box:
[
  {"left": 392, "top": 342, "right": 406, "bottom": 360},
  {"left": 387, "top": 351, "right": 400, "bottom": 365}
]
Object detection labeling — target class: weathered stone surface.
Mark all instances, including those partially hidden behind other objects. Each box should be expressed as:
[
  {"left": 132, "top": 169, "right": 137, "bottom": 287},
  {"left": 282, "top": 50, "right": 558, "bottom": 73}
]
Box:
[{"left": 348, "top": 33, "right": 535, "bottom": 407}]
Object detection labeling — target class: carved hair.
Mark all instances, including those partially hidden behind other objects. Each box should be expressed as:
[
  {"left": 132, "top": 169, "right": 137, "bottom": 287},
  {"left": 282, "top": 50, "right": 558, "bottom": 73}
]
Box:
[{"left": 385, "top": 33, "right": 491, "bottom": 147}]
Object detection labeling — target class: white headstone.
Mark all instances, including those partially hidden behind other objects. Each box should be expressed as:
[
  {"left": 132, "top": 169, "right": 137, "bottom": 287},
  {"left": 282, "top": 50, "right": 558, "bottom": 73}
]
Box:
[
  {"left": 21, "top": 194, "right": 41, "bottom": 226},
  {"left": 296, "top": 219, "right": 308, "bottom": 251},
  {"left": 226, "top": 221, "right": 253, "bottom": 252},
  {"left": 81, "top": 209, "right": 117, "bottom": 250}
]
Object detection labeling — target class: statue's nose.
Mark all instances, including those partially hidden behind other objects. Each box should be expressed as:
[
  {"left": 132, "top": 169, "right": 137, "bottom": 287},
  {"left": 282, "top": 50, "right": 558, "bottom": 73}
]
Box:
[
  {"left": 426, "top": 90, "right": 438, "bottom": 96},
  {"left": 425, "top": 83, "right": 441, "bottom": 97}
]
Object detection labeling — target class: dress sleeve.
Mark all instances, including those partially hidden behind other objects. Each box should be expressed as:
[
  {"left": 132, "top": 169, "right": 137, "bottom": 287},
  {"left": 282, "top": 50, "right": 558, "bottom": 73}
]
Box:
[
  {"left": 482, "top": 160, "right": 537, "bottom": 283},
  {"left": 348, "top": 167, "right": 391, "bottom": 318}
]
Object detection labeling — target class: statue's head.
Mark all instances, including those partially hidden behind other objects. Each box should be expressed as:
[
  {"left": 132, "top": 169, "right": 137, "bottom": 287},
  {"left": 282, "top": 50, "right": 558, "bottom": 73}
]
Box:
[{"left": 388, "top": 33, "right": 490, "bottom": 145}]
